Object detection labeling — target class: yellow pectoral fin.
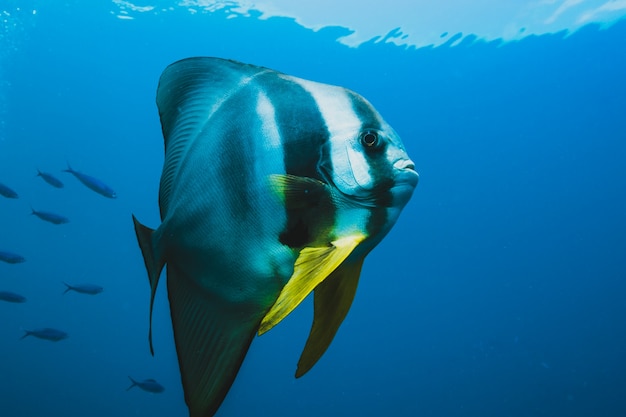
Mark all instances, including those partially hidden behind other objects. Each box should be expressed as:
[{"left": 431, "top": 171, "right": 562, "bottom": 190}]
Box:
[{"left": 258, "top": 233, "right": 366, "bottom": 335}]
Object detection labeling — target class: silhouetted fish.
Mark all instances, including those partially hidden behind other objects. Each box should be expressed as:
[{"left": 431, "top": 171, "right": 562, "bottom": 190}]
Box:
[
  {"left": 20, "top": 328, "right": 68, "bottom": 341},
  {"left": 0, "top": 182, "right": 18, "bottom": 198},
  {"left": 63, "top": 163, "right": 116, "bottom": 198},
  {"left": 36, "top": 169, "right": 64, "bottom": 188},
  {"left": 62, "top": 282, "right": 103, "bottom": 295},
  {"left": 126, "top": 377, "right": 165, "bottom": 393},
  {"left": 0, "top": 291, "right": 27, "bottom": 303},
  {"left": 31, "top": 207, "right": 69, "bottom": 225},
  {"left": 0, "top": 250, "right": 26, "bottom": 264}
]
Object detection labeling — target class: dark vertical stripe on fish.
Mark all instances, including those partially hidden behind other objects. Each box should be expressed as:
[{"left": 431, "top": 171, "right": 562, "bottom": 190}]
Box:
[
  {"left": 347, "top": 91, "right": 394, "bottom": 231},
  {"left": 260, "top": 75, "right": 335, "bottom": 248}
]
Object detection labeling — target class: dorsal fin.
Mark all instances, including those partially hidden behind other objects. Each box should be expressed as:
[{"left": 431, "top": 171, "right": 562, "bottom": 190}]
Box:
[{"left": 156, "top": 57, "right": 273, "bottom": 213}]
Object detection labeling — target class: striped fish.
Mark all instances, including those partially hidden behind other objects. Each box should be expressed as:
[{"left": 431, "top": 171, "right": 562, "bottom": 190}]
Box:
[{"left": 133, "top": 57, "right": 418, "bottom": 417}]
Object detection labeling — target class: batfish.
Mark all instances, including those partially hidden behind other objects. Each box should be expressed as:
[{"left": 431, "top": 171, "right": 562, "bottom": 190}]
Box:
[{"left": 133, "top": 57, "right": 419, "bottom": 417}]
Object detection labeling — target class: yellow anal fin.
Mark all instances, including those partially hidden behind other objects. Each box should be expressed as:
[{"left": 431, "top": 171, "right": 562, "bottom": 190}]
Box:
[
  {"left": 296, "top": 258, "right": 364, "bottom": 378},
  {"left": 258, "top": 233, "right": 365, "bottom": 335},
  {"left": 167, "top": 264, "right": 260, "bottom": 417}
]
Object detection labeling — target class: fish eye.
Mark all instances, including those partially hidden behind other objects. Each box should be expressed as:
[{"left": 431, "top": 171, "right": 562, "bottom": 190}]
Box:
[{"left": 360, "top": 130, "right": 380, "bottom": 149}]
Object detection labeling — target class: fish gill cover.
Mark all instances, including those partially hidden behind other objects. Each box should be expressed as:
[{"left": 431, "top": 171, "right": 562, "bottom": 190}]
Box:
[{"left": 0, "top": 1, "right": 625, "bottom": 417}]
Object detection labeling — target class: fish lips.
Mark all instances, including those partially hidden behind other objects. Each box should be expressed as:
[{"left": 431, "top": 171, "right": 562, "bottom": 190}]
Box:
[{"left": 391, "top": 163, "right": 419, "bottom": 207}]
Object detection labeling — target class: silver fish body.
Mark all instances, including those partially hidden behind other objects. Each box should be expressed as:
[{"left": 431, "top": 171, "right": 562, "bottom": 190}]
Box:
[
  {"left": 126, "top": 376, "right": 165, "bottom": 393},
  {"left": 62, "top": 282, "right": 103, "bottom": 295},
  {"left": 133, "top": 57, "right": 418, "bottom": 417},
  {"left": 20, "top": 328, "right": 68, "bottom": 341},
  {"left": 30, "top": 208, "right": 69, "bottom": 225},
  {"left": 0, "top": 182, "right": 18, "bottom": 198},
  {"left": 0, "top": 291, "right": 27, "bottom": 303},
  {"left": 0, "top": 251, "right": 26, "bottom": 264},
  {"left": 36, "top": 169, "right": 64, "bottom": 188},
  {"left": 63, "top": 163, "right": 116, "bottom": 198}
]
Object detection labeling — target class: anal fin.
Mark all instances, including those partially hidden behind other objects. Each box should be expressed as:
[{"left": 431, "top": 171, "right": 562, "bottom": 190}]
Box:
[
  {"left": 167, "top": 264, "right": 260, "bottom": 417},
  {"left": 296, "top": 258, "right": 364, "bottom": 378},
  {"left": 258, "top": 233, "right": 365, "bottom": 335}
]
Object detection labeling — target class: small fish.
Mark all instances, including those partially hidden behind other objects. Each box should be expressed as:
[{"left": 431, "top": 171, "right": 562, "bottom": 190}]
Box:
[
  {"left": 63, "top": 162, "right": 116, "bottom": 198},
  {"left": 31, "top": 207, "right": 69, "bottom": 225},
  {"left": 0, "top": 291, "right": 27, "bottom": 303},
  {"left": 126, "top": 377, "right": 165, "bottom": 393},
  {"left": 20, "top": 328, "right": 68, "bottom": 342},
  {"left": 0, "top": 182, "right": 18, "bottom": 198},
  {"left": 132, "top": 57, "right": 418, "bottom": 417},
  {"left": 62, "top": 282, "right": 103, "bottom": 295},
  {"left": 0, "top": 250, "right": 26, "bottom": 264},
  {"left": 36, "top": 169, "right": 64, "bottom": 188}
]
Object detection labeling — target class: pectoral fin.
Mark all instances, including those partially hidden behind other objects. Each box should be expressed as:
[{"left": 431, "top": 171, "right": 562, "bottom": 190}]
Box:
[
  {"left": 258, "top": 233, "right": 365, "bottom": 335},
  {"left": 296, "top": 258, "right": 364, "bottom": 378},
  {"left": 269, "top": 174, "right": 330, "bottom": 209}
]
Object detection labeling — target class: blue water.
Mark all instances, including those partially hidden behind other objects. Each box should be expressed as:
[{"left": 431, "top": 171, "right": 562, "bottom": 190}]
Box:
[{"left": 1, "top": 3, "right": 626, "bottom": 416}]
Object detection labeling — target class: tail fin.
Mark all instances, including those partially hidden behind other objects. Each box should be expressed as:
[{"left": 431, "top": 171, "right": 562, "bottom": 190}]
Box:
[
  {"left": 126, "top": 376, "right": 138, "bottom": 391},
  {"left": 62, "top": 282, "right": 73, "bottom": 295},
  {"left": 62, "top": 161, "right": 73, "bottom": 174},
  {"left": 20, "top": 330, "right": 32, "bottom": 340}
]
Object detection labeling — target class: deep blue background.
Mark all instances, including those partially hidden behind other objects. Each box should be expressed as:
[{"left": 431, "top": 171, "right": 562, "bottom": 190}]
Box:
[{"left": 1, "top": 2, "right": 625, "bottom": 416}]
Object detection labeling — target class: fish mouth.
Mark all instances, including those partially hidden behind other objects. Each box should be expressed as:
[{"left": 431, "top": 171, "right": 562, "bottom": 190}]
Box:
[
  {"left": 390, "top": 159, "right": 418, "bottom": 208},
  {"left": 393, "top": 159, "right": 419, "bottom": 188}
]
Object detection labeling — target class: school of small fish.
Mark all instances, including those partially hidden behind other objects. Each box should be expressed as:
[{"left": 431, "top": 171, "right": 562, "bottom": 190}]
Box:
[{"left": 1, "top": 163, "right": 164, "bottom": 393}]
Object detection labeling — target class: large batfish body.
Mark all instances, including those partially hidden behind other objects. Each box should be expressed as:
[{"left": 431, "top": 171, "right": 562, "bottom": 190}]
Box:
[{"left": 133, "top": 57, "right": 418, "bottom": 417}]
